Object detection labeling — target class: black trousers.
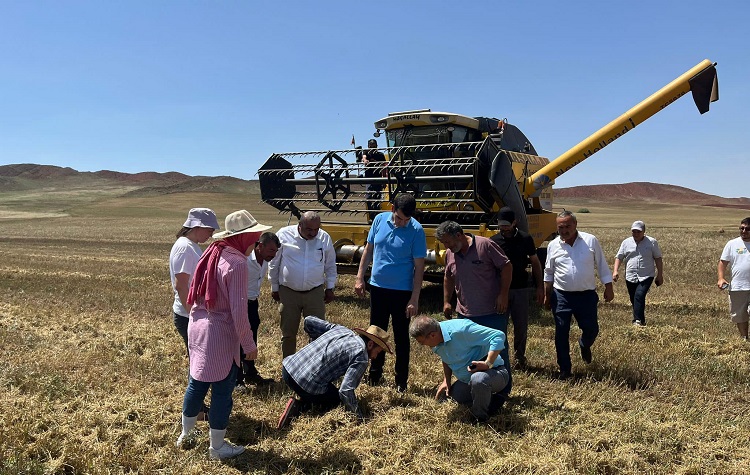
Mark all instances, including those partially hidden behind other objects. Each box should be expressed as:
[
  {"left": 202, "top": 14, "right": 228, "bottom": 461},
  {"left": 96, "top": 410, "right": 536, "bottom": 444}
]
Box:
[
  {"left": 238, "top": 299, "right": 261, "bottom": 382},
  {"left": 368, "top": 285, "right": 412, "bottom": 387}
]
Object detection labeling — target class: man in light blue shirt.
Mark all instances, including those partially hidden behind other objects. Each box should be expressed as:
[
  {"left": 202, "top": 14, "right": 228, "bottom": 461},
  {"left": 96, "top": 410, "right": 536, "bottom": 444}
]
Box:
[{"left": 409, "top": 315, "right": 509, "bottom": 422}]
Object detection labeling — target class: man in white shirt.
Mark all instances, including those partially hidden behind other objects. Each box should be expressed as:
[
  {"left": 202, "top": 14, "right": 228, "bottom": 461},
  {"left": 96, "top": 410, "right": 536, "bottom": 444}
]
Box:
[
  {"left": 717, "top": 217, "right": 750, "bottom": 340},
  {"left": 612, "top": 220, "right": 664, "bottom": 326},
  {"left": 237, "top": 232, "right": 280, "bottom": 387},
  {"left": 269, "top": 211, "right": 338, "bottom": 357},
  {"left": 544, "top": 211, "right": 614, "bottom": 379}
]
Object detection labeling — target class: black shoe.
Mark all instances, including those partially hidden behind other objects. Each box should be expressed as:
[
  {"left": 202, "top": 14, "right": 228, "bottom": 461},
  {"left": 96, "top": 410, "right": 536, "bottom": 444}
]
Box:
[
  {"left": 396, "top": 384, "right": 407, "bottom": 393},
  {"left": 489, "top": 393, "right": 506, "bottom": 414},
  {"left": 557, "top": 370, "right": 572, "bottom": 380},
  {"left": 580, "top": 344, "right": 592, "bottom": 364},
  {"left": 246, "top": 373, "right": 274, "bottom": 385},
  {"left": 366, "top": 374, "right": 382, "bottom": 386},
  {"left": 514, "top": 355, "right": 527, "bottom": 370}
]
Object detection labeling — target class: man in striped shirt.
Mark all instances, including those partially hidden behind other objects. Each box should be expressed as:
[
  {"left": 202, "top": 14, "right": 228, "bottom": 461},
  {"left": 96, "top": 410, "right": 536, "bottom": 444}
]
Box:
[{"left": 278, "top": 316, "right": 392, "bottom": 428}]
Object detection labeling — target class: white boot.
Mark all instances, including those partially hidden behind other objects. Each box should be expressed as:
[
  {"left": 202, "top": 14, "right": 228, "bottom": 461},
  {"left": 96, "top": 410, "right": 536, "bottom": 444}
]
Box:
[
  {"left": 175, "top": 415, "right": 198, "bottom": 447},
  {"left": 208, "top": 428, "right": 245, "bottom": 460}
]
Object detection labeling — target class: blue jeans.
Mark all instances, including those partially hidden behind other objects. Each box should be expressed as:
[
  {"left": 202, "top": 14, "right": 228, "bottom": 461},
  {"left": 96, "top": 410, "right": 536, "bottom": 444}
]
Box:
[
  {"left": 626, "top": 277, "right": 654, "bottom": 323},
  {"left": 182, "top": 364, "right": 238, "bottom": 430},
  {"left": 461, "top": 313, "right": 512, "bottom": 397},
  {"left": 450, "top": 367, "right": 509, "bottom": 420},
  {"left": 551, "top": 289, "right": 599, "bottom": 373}
]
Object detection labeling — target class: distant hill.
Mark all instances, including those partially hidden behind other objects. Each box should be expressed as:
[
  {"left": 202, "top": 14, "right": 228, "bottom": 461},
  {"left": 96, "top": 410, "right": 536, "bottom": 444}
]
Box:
[
  {"left": 1, "top": 164, "right": 748, "bottom": 210},
  {"left": 555, "top": 182, "right": 750, "bottom": 209},
  {"left": 0, "top": 163, "right": 259, "bottom": 194}
]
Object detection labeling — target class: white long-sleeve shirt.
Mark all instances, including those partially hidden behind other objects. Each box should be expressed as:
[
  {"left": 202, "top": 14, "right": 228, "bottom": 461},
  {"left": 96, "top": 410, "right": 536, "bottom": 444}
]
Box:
[
  {"left": 246, "top": 249, "right": 269, "bottom": 300},
  {"left": 544, "top": 231, "right": 613, "bottom": 291},
  {"left": 268, "top": 224, "right": 337, "bottom": 292}
]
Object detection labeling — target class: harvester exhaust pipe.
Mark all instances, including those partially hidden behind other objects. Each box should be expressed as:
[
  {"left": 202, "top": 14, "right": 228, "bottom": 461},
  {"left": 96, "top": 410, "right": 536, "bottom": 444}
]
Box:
[{"left": 524, "top": 59, "right": 719, "bottom": 198}]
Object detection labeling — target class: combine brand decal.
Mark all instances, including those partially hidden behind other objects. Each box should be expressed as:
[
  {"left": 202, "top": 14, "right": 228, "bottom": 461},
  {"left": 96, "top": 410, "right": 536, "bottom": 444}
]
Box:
[
  {"left": 582, "top": 118, "right": 637, "bottom": 159},
  {"left": 390, "top": 114, "right": 422, "bottom": 122}
]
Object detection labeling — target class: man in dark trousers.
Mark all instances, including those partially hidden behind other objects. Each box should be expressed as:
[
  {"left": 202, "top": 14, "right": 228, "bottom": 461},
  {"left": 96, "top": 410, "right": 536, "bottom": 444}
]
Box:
[
  {"left": 491, "top": 207, "right": 544, "bottom": 369},
  {"left": 360, "top": 138, "right": 386, "bottom": 219}
]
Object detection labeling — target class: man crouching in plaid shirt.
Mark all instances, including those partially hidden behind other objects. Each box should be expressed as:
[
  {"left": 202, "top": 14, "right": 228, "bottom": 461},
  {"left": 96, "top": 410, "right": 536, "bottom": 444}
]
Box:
[{"left": 278, "top": 316, "right": 392, "bottom": 429}]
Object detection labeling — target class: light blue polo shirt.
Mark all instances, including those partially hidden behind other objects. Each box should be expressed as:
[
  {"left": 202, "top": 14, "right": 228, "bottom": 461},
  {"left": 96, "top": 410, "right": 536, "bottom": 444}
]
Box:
[
  {"left": 368, "top": 211, "right": 427, "bottom": 291},
  {"left": 433, "top": 319, "right": 506, "bottom": 384}
]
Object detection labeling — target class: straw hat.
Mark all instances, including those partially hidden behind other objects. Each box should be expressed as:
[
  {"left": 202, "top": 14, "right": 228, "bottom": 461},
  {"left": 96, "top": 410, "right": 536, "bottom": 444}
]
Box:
[
  {"left": 183, "top": 208, "right": 220, "bottom": 230},
  {"left": 353, "top": 325, "right": 393, "bottom": 354},
  {"left": 212, "top": 210, "right": 271, "bottom": 239}
]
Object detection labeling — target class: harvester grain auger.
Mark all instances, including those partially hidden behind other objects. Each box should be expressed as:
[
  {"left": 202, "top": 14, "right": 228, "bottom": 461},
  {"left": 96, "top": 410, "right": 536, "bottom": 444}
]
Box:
[{"left": 258, "top": 59, "right": 718, "bottom": 282}]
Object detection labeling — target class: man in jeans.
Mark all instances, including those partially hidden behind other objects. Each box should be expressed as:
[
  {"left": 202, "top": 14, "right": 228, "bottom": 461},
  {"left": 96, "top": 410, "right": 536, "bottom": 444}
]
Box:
[
  {"left": 436, "top": 220, "right": 513, "bottom": 398},
  {"left": 613, "top": 220, "right": 664, "bottom": 326},
  {"left": 409, "top": 315, "right": 509, "bottom": 423},
  {"left": 544, "top": 211, "right": 614, "bottom": 379}
]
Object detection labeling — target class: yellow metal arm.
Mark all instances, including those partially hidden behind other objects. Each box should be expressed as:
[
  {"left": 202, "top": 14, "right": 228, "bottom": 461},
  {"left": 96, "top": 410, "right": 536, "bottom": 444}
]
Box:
[{"left": 524, "top": 59, "right": 718, "bottom": 198}]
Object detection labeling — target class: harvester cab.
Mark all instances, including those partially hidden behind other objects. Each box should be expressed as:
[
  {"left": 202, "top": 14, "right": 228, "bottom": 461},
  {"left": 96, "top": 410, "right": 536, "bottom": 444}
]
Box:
[{"left": 258, "top": 60, "right": 719, "bottom": 282}]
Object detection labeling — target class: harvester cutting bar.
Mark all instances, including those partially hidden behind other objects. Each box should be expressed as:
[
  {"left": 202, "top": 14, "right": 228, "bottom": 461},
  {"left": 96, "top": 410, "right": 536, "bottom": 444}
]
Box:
[
  {"left": 258, "top": 140, "right": 496, "bottom": 220},
  {"left": 286, "top": 175, "right": 474, "bottom": 185}
]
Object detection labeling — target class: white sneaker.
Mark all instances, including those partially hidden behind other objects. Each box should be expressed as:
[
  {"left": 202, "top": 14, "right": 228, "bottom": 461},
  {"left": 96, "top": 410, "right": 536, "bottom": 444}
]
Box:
[
  {"left": 175, "top": 433, "right": 186, "bottom": 448},
  {"left": 209, "top": 440, "right": 246, "bottom": 460}
]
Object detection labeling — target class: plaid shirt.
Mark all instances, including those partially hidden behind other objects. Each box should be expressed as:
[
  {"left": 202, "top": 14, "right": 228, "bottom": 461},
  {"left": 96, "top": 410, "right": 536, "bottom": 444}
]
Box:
[{"left": 282, "top": 316, "right": 369, "bottom": 416}]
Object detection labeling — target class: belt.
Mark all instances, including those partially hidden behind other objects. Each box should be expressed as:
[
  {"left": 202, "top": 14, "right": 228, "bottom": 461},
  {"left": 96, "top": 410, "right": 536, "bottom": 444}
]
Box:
[{"left": 281, "top": 284, "right": 323, "bottom": 294}]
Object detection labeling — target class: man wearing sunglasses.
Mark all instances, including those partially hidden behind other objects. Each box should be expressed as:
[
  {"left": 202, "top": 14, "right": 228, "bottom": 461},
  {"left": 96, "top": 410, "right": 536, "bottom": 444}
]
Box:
[{"left": 718, "top": 218, "right": 750, "bottom": 340}]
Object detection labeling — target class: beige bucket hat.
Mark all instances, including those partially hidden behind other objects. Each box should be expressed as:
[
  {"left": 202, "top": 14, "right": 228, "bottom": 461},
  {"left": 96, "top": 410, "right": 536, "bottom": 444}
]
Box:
[{"left": 212, "top": 210, "right": 271, "bottom": 239}]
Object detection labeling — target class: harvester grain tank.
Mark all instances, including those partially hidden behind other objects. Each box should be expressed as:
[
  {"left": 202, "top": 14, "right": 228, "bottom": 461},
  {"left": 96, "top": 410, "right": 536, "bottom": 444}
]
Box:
[{"left": 258, "top": 60, "right": 718, "bottom": 281}]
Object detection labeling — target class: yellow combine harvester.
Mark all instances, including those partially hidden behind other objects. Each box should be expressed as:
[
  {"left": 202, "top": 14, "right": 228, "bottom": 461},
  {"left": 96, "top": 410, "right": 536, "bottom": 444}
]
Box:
[{"left": 259, "top": 60, "right": 719, "bottom": 282}]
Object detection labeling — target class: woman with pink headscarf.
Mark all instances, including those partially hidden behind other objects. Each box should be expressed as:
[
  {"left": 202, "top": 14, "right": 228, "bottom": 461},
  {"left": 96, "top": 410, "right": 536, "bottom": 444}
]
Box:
[{"left": 175, "top": 210, "right": 270, "bottom": 460}]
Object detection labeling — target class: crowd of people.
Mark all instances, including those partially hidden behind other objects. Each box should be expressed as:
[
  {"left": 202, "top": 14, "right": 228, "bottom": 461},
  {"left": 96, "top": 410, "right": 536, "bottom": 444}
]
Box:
[{"left": 169, "top": 199, "right": 750, "bottom": 460}]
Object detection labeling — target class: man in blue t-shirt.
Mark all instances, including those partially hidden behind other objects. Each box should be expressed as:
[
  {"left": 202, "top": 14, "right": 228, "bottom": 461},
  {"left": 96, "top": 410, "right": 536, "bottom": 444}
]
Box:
[{"left": 355, "top": 193, "right": 427, "bottom": 392}]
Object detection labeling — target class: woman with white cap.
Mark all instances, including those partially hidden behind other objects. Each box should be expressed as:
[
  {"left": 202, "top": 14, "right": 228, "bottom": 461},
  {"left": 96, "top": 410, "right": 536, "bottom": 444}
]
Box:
[
  {"left": 169, "top": 208, "right": 221, "bottom": 355},
  {"left": 176, "top": 210, "right": 271, "bottom": 460}
]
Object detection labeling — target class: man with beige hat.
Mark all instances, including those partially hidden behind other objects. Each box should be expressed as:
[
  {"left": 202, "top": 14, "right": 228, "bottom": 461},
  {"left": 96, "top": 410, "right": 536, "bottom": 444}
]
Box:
[{"left": 277, "top": 316, "right": 392, "bottom": 428}]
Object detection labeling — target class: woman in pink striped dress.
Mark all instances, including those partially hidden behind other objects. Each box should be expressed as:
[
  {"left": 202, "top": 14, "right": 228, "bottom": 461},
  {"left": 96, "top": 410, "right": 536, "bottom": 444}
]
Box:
[{"left": 175, "top": 210, "right": 271, "bottom": 460}]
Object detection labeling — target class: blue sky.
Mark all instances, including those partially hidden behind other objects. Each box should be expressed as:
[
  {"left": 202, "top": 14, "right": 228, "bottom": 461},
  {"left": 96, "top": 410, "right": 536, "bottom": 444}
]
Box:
[{"left": 1, "top": 1, "right": 747, "bottom": 197}]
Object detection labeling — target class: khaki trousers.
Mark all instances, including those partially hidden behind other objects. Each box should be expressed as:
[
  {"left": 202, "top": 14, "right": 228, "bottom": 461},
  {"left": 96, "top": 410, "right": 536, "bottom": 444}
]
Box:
[{"left": 278, "top": 284, "right": 326, "bottom": 357}]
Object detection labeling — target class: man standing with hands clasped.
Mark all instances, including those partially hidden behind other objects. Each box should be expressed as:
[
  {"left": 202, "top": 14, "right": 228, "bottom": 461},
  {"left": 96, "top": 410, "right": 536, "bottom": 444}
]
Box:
[
  {"left": 718, "top": 217, "right": 750, "bottom": 340},
  {"left": 612, "top": 220, "right": 664, "bottom": 327},
  {"left": 269, "top": 211, "right": 338, "bottom": 357},
  {"left": 544, "top": 211, "right": 613, "bottom": 379}
]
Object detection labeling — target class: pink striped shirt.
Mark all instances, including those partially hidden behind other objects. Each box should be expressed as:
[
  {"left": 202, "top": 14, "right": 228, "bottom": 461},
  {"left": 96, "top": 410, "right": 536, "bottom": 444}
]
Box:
[{"left": 188, "top": 246, "right": 256, "bottom": 382}]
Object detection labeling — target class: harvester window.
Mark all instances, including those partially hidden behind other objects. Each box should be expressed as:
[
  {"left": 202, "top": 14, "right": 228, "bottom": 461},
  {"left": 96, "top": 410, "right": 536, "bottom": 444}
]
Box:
[{"left": 386, "top": 125, "right": 470, "bottom": 147}]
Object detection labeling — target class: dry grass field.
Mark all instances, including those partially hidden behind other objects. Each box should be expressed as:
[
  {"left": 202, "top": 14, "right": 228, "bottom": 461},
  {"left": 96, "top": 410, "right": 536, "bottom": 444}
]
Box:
[{"left": 2, "top": 186, "right": 750, "bottom": 474}]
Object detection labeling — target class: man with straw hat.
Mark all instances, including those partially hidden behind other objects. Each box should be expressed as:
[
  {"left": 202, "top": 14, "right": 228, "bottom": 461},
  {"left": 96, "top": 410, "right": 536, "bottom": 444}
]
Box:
[
  {"left": 278, "top": 316, "right": 392, "bottom": 429},
  {"left": 176, "top": 210, "right": 271, "bottom": 460}
]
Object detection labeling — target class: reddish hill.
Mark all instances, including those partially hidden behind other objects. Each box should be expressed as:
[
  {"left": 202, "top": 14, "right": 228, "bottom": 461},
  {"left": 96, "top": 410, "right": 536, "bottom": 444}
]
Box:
[
  {"left": 555, "top": 182, "right": 750, "bottom": 209},
  {"left": 0, "top": 163, "right": 257, "bottom": 195}
]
